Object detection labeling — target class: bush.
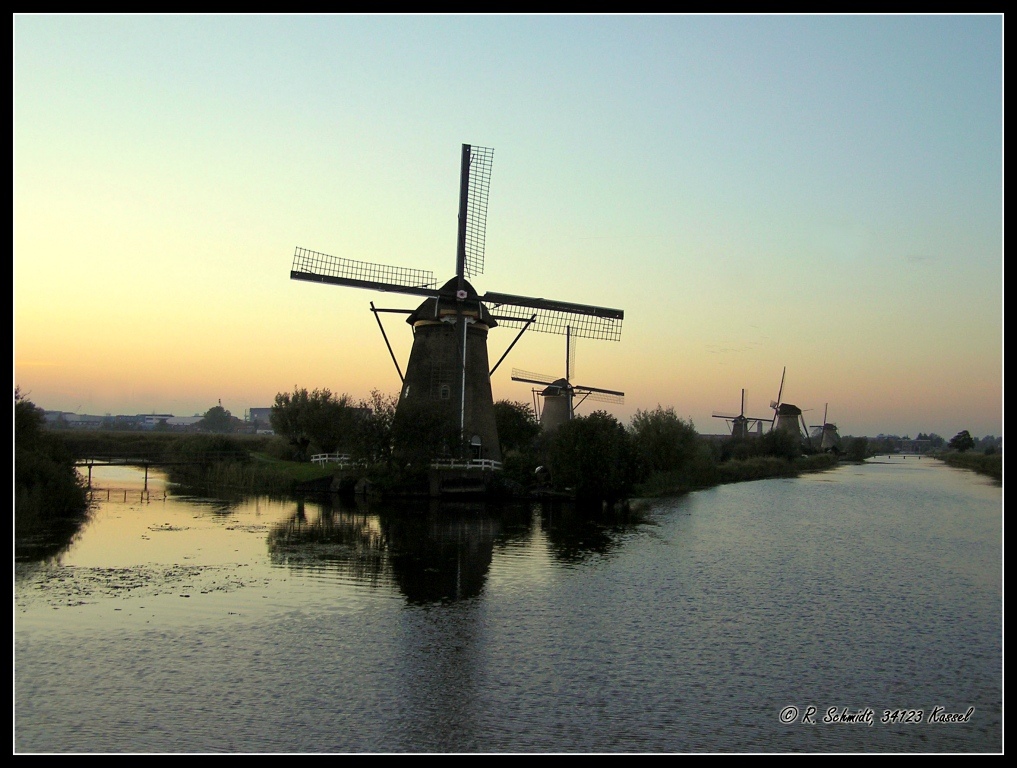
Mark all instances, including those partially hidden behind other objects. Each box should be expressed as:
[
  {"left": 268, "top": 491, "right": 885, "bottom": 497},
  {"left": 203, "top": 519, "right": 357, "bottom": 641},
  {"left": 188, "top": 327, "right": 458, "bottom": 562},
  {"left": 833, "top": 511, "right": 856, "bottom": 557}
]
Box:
[
  {"left": 629, "top": 406, "right": 699, "bottom": 478},
  {"left": 845, "top": 436, "right": 869, "bottom": 462},
  {"left": 717, "top": 456, "right": 798, "bottom": 484},
  {"left": 545, "top": 411, "right": 637, "bottom": 502},
  {"left": 164, "top": 434, "right": 252, "bottom": 488},
  {"left": 15, "top": 389, "right": 89, "bottom": 532},
  {"left": 940, "top": 451, "right": 1002, "bottom": 482}
]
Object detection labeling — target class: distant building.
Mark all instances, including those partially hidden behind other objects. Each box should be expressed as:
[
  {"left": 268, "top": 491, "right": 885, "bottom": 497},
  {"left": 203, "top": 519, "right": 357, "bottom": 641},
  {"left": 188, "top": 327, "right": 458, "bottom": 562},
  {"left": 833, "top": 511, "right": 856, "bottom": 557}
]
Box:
[
  {"left": 43, "top": 411, "right": 104, "bottom": 429},
  {"left": 248, "top": 407, "right": 274, "bottom": 434},
  {"left": 138, "top": 414, "right": 175, "bottom": 429},
  {"left": 248, "top": 407, "right": 273, "bottom": 425}
]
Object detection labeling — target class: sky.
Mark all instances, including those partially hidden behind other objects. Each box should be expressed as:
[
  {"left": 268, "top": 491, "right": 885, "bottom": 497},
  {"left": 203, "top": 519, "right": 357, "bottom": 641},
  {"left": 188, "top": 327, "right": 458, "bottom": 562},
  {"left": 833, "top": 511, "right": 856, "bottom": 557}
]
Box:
[{"left": 14, "top": 14, "right": 1003, "bottom": 439}]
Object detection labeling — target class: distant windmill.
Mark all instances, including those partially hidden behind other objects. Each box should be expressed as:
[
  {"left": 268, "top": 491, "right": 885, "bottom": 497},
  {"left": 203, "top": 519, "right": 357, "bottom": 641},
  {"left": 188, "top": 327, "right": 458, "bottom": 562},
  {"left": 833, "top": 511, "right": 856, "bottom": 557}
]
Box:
[
  {"left": 289, "top": 144, "right": 624, "bottom": 463},
  {"left": 511, "top": 326, "right": 624, "bottom": 431},
  {"left": 712, "top": 389, "right": 768, "bottom": 438},
  {"left": 810, "top": 404, "right": 842, "bottom": 453},
  {"left": 768, "top": 367, "right": 812, "bottom": 447}
]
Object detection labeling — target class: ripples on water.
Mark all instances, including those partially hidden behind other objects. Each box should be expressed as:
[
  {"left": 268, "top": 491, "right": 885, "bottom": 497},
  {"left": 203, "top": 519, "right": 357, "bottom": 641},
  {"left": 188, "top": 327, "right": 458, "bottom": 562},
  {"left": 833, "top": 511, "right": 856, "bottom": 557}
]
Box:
[{"left": 14, "top": 458, "right": 1001, "bottom": 753}]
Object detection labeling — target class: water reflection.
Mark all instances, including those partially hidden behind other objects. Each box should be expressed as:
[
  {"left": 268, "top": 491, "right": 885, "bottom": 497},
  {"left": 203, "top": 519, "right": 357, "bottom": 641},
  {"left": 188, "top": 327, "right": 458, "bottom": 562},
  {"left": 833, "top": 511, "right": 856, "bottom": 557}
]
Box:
[
  {"left": 14, "top": 516, "right": 89, "bottom": 564},
  {"left": 540, "top": 501, "right": 646, "bottom": 565},
  {"left": 265, "top": 495, "right": 645, "bottom": 604}
]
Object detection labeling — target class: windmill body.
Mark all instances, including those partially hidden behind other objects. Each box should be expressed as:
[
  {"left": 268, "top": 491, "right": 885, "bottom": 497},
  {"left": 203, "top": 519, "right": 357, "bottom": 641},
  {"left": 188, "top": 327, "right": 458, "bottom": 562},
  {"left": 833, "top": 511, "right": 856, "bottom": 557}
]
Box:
[
  {"left": 810, "top": 404, "right": 842, "bottom": 453},
  {"left": 400, "top": 278, "right": 501, "bottom": 461},
  {"left": 767, "top": 367, "right": 811, "bottom": 446},
  {"left": 818, "top": 424, "right": 842, "bottom": 452},
  {"left": 537, "top": 379, "right": 574, "bottom": 432},
  {"left": 290, "top": 144, "right": 624, "bottom": 464},
  {"left": 773, "top": 403, "right": 806, "bottom": 437}
]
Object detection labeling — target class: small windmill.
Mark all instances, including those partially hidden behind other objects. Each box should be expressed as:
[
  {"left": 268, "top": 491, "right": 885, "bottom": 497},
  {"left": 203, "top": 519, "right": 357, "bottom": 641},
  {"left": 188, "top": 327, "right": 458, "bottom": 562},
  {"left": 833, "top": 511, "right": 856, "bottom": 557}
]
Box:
[
  {"left": 712, "top": 389, "right": 768, "bottom": 438},
  {"left": 290, "top": 144, "right": 624, "bottom": 463},
  {"left": 768, "top": 367, "right": 811, "bottom": 446},
  {"left": 511, "top": 326, "right": 624, "bottom": 431},
  {"left": 810, "top": 404, "right": 842, "bottom": 453}
]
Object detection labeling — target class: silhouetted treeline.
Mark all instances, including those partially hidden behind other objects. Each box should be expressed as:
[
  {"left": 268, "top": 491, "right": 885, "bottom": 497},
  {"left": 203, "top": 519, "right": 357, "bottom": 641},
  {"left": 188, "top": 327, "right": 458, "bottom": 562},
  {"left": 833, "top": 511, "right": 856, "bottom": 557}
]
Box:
[{"left": 15, "top": 390, "right": 89, "bottom": 533}]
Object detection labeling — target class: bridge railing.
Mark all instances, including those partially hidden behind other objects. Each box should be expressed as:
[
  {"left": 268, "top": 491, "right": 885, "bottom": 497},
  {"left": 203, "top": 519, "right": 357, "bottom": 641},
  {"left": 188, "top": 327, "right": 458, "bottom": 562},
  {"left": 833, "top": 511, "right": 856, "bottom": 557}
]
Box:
[{"left": 429, "top": 458, "right": 503, "bottom": 471}]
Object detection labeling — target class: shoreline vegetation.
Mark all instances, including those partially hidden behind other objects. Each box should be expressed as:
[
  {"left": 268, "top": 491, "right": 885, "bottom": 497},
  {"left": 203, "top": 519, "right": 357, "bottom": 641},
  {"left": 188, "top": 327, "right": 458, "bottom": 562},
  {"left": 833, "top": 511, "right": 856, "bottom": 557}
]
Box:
[
  {"left": 25, "top": 425, "right": 1000, "bottom": 507},
  {"left": 937, "top": 451, "right": 1002, "bottom": 483},
  {"left": 16, "top": 389, "right": 1001, "bottom": 533},
  {"left": 15, "top": 390, "right": 89, "bottom": 538}
]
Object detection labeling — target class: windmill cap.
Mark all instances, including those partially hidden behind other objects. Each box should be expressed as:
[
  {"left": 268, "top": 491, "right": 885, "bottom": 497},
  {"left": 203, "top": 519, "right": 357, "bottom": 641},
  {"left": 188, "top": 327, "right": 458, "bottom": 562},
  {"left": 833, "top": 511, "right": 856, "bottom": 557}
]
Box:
[
  {"left": 406, "top": 277, "right": 497, "bottom": 328},
  {"left": 542, "top": 378, "right": 570, "bottom": 396}
]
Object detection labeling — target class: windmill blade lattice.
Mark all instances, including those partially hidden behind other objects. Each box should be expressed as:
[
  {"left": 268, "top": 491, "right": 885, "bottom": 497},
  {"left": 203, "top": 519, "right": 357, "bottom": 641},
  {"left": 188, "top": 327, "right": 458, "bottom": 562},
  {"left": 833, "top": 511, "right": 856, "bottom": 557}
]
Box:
[
  {"left": 577, "top": 389, "right": 625, "bottom": 405},
  {"left": 291, "top": 248, "right": 437, "bottom": 294},
  {"left": 511, "top": 368, "right": 560, "bottom": 386},
  {"left": 488, "top": 301, "right": 623, "bottom": 341},
  {"left": 462, "top": 145, "right": 494, "bottom": 279}
]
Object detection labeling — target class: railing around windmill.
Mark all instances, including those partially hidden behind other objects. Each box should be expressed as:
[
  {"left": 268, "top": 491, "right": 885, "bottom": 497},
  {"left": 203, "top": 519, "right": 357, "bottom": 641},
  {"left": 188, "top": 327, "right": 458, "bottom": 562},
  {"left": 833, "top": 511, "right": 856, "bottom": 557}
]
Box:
[
  {"left": 429, "top": 458, "right": 503, "bottom": 471},
  {"left": 311, "top": 453, "right": 502, "bottom": 472},
  {"left": 310, "top": 453, "right": 363, "bottom": 468}
]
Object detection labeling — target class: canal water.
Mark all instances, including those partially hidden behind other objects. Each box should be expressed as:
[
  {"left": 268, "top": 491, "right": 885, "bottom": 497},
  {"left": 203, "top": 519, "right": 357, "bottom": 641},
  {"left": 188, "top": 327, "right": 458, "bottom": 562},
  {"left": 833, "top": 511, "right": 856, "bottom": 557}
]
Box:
[{"left": 14, "top": 458, "right": 1002, "bottom": 753}]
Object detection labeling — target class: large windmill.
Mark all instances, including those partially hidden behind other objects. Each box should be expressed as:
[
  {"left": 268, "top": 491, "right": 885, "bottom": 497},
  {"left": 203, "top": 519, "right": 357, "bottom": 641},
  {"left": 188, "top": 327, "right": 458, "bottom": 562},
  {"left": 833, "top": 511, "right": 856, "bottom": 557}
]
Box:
[
  {"left": 511, "top": 326, "right": 625, "bottom": 431},
  {"left": 712, "top": 389, "right": 768, "bottom": 439},
  {"left": 809, "top": 404, "right": 842, "bottom": 453},
  {"left": 768, "top": 367, "right": 812, "bottom": 446},
  {"left": 290, "top": 144, "right": 624, "bottom": 464}
]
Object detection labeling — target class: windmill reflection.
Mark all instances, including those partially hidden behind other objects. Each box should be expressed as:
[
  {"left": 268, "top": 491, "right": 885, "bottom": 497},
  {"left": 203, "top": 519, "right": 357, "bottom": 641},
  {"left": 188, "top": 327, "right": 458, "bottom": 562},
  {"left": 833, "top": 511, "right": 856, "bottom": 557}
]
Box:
[
  {"left": 267, "top": 496, "right": 646, "bottom": 604},
  {"left": 267, "top": 496, "right": 501, "bottom": 603}
]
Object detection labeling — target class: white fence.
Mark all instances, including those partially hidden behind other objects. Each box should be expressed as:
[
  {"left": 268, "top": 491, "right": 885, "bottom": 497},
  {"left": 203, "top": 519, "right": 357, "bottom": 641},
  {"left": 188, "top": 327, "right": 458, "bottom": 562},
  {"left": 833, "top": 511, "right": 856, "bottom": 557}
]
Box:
[
  {"left": 311, "top": 454, "right": 502, "bottom": 471},
  {"left": 310, "top": 453, "right": 360, "bottom": 467}
]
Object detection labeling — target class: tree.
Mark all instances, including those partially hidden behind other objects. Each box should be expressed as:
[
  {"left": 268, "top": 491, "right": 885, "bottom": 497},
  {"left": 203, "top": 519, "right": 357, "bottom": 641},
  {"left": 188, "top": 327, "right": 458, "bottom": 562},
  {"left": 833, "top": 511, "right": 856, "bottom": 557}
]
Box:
[
  {"left": 15, "top": 388, "right": 88, "bottom": 531},
  {"left": 200, "top": 404, "right": 234, "bottom": 433},
  {"left": 948, "top": 430, "right": 975, "bottom": 452},
  {"left": 846, "top": 436, "right": 869, "bottom": 462},
  {"left": 545, "top": 411, "right": 636, "bottom": 502},
  {"left": 628, "top": 405, "right": 699, "bottom": 477},
  {"left": 15, "top": 386, "right": 45, "bottom": 447},
  {"left": 271, "top": 387, "right": 361, "bottom": 460},
  {"left": 758, "top": 428, "right": 802, "bottom": 460},
  {"left": 493, "top": 400, "right": 540, "bottom": 455},
  {"left": 350, "top": 390, "right": 398, "bottom": 465}
]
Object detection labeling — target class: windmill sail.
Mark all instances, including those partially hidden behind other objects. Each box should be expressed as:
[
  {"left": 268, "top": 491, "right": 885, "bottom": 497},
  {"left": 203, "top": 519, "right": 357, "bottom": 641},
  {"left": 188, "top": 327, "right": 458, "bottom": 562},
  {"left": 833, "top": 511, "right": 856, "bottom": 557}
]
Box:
[
  {"left": 291, "top": 250, "right": 624, "bottom": 340},
  {"left": 290, "top": 248, "right": 437, "bottom": 295},
  {"left": 457, "top": 144, "right": 494, "bottom": 281}
]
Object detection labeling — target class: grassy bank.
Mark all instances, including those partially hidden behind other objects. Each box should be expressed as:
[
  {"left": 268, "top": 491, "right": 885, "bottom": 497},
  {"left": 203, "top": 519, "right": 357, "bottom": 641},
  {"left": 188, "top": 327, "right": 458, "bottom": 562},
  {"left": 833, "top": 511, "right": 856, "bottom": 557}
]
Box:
[
  {"left": 937, "top": 452, "right": 1002, "bottom": 483},
  {"left": 175, "top": 454, "right": 338, "bottom": 496},
  {"left": 54, "top": 430, "right": 276, "bottom": 460},
  {"left": 633, "top": 451, "right": 841, "bottom": 498}
]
